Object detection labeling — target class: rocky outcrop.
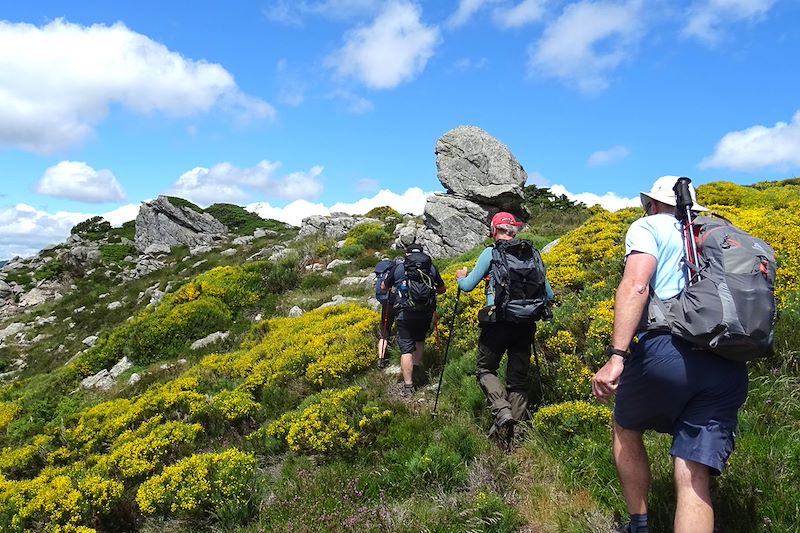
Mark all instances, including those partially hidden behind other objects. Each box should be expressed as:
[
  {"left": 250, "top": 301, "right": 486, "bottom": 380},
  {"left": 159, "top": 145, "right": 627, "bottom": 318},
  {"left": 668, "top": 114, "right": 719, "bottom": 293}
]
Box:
[
  {"left": 298, "top": 213, "right": 381, "bottom": 240},
  {"left": 395, "top": 126, "right": 529, "bottom": 257},
  {"left": 134, "top": 196, "right": 228, "bottom": 252},
  {"left": 435, "top": 125, "right": 527, "bottom": 211}
]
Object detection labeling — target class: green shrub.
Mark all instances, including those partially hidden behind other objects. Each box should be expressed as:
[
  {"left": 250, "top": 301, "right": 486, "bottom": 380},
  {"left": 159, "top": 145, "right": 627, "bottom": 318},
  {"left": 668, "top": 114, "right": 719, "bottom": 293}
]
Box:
[
  {"left": 204, "top": 203, "right": 278, "bottom": 236},
  {"left": 338, "top": 244, "right": 364, "bottom": 259},
  {"left": 165, "top": 196, "right": 203, "bottom": 213},
  {"left": 300, "top": 272, "right": 338, "bottom": 291},
  {"left": 111, "top": 220, "right": 136, "bottom": 241},
  {"left": 100, "top": 244, "right": 136, "bottom": 264},
  {"left": 256, "top": 257, "right": 300, "bottom": 294},
  {"left": 364, "top": 206, "right": 401, "bottom": 220},
  {"left": 32, "top": 259, "right": 64, "bottom": 281},
  {"left": 71, "top": 215, "right": 111, "bottom": 236},
  {"left": 356, "top": 227, "right": 391, "bottom": 250}
]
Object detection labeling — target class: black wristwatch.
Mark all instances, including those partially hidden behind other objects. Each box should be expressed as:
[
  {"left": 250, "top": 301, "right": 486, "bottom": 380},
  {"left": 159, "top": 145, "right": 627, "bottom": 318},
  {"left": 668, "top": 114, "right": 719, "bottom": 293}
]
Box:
[{"left": 606, "top": 346, "right": 630, "bottom": 359}]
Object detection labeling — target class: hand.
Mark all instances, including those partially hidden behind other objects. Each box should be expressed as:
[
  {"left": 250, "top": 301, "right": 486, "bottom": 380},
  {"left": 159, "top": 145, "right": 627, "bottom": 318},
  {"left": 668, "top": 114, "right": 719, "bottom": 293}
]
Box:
[
  {"left": 455, "top": 267, "right": 468, "bottom": 279},
  {"left": 591, "top": 356, "right": 625, "bottom": 403}
]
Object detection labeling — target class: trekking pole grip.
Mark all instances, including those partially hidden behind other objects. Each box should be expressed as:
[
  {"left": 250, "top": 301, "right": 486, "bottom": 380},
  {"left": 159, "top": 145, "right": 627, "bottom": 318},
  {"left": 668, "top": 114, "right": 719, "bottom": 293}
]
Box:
[{"left": 673, "top": 177, "right": 694, "bottom": 222}]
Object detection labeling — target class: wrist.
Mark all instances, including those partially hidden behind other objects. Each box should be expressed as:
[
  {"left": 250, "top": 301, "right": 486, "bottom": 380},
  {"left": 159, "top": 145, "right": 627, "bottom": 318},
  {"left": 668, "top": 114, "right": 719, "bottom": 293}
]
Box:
[{"left": 605, "top": 346, "right": 630, "bottom": 359}]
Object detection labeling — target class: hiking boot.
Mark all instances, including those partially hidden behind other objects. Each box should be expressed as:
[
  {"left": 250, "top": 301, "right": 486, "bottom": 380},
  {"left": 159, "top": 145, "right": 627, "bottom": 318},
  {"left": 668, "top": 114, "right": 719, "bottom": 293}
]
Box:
[
  {"left": 488, "top": 412, "right": 515, "bottom": 450},
  {"left": 400, "top": 383, "right": 415, "bottom": 398},
  {"left": 377, "top": 358, "right": 388, "bottom": 369}
]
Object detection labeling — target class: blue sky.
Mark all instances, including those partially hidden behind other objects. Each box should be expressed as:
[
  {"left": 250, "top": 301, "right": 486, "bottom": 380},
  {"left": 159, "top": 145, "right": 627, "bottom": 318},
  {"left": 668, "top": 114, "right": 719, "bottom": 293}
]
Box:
[{"left": 1, "top": 0, "right": 799, "bottom": 259}]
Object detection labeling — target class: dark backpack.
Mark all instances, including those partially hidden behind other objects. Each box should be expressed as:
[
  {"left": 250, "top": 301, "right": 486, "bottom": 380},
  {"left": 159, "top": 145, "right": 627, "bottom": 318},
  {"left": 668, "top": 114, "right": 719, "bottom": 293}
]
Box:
[
  {"left": 490, "top": 239, "right": 549, "bottom": 322},
  {"left": 643, "top": 215, "right": 777, "bottom": 361},
  {"left": 374, "top": 259, "right": 396, "bottom": 304},
  {"left": 394, "top": 251, "right": 437, "bottom": 313}
]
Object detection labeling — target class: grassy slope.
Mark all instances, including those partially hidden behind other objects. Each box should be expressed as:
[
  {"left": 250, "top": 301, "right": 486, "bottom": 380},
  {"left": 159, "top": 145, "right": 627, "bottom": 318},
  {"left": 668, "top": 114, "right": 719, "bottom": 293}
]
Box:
[{"left": 1, "top": 183, "right": 798, "bottom": 532}]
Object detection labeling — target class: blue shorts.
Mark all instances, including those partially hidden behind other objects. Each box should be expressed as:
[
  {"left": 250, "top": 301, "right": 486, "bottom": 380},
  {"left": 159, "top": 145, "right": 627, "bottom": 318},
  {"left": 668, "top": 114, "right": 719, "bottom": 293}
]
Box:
[{"left": 614, "top": 332, "right": 748, "bottom": 475}]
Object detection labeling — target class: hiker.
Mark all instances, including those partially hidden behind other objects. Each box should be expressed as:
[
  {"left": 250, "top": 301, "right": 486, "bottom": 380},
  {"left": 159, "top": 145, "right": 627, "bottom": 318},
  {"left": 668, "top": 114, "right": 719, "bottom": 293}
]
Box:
[
  {"left": 591, "top": 176, "right": 750, "bottom": 533},
  {"left": 374, "top": 258, "right": 400, "bottom": 369},
  {"left": 381, "top": 243, "right": 446, "bottom": 398},
  {"left": 455, "top": 212, "right": 553, "bottom": 439}
]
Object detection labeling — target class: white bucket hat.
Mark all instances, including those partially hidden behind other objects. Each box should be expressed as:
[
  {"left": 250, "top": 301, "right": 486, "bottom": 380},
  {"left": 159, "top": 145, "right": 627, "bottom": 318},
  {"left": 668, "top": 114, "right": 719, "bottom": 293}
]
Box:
[{"left": 640, "top": 175, "right": 709, "bottom": 212}]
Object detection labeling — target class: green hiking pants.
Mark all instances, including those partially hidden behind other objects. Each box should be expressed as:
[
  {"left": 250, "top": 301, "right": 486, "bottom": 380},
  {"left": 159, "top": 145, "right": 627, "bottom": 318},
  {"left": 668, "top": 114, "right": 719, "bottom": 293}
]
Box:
[{"left": 475, "top": 321, "right": 535, "bottom": 424}]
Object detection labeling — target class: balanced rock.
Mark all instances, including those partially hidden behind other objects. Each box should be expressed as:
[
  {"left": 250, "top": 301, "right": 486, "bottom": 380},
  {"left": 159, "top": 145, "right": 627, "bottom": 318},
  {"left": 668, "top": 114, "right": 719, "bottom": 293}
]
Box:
[{"left": 134, "top": 196, "right": 227, "bottom": 252}]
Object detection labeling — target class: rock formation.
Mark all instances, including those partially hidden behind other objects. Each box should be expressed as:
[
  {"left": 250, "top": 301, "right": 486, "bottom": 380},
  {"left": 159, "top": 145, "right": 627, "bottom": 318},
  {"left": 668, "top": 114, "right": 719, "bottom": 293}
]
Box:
[
  {"left": 298, "top": 213, "right": 382, "bottom": 240},
  {"left": 134, "top": 196, "right": 228, "bottom": 252},
  {"left": 398, "top": 125, "right": 528, "bottom": 257}
]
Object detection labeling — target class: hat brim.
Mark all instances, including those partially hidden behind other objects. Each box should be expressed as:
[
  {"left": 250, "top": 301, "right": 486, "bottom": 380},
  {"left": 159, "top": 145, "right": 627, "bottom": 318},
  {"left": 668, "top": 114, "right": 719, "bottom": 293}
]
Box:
[{"left": 640, "top": 192, "right": 709, "bottom": 212}]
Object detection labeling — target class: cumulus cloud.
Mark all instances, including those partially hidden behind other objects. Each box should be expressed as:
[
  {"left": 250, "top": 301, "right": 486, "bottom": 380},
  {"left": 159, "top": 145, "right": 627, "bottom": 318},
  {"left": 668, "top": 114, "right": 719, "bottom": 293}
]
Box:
[
  {"left": 549, "top": 184, "right": 639, "bottom": 211},
  {"left": 529, "top": 0, "right": 644, "bottom": 92},
  {"left": 167, "top": 161, "right": 324, "bottom": 206},
  {"left": 0, "top": 202, "right": 140, "bottom": 260},
  {"left": 446, "top": 0, "right": 491, "bottom": 28},
  {"left": 588, "top": 145, "right": 631, "bottom": 166},
  {"left": 326, "top": 1, "right": 441, "bottom": 89},
  {"left": 34, "top": 161, "right": 126, "bottom": 203},
  {"left": 493, "top": 0, "right": 548, "bottom": 28},
  {"left": 683, "top": 0, "right": 776, "bottom": 43},
  {"left": 247, "top": 186, "right": 432, "bottom": 226},
  {"left": 699, "top": 111, "right": 800, "bottom": 171},
  {"left": 0, "top": 19, "right": 274, "bottom": 154}
]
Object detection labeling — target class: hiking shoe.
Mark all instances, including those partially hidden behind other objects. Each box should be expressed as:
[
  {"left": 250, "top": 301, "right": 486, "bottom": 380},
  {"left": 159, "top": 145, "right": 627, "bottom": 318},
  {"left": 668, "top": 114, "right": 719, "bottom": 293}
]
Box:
[
  {"left": 377, "top": 358, "right": 388, "bottom": 369},
  {"left": 400, "top": 383, "right": 415, "bottom": 398}
]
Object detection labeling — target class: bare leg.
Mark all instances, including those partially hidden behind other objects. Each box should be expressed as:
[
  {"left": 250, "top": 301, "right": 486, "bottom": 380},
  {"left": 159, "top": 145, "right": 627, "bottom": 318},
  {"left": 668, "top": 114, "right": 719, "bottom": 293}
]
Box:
[
  {"left": 674, "top": 457, "right": 713, "bottom": 533},
  {"left": 377, "top": 338, "right": 388, "bottom": 360},
  {"left": 613, "top": 422, "right": 650, "bottom": 515},
  {"left": 400, "top": 353, "right": 413, "bottom": 385}
]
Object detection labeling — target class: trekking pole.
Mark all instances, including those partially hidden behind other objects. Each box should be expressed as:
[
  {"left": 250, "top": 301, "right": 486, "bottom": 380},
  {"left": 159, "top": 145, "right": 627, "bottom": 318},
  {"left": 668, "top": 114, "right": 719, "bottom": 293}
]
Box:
[
  {"left": 673, "top": 177, "right": 701, "bottom": 285},
  {"left": 432, "top": 311, "right": 443, "bottom": 367},
  {"left": 379, "top": 301, "right": 390, "bottom": 363},
  {"left": 432, "top": 287, "right": 461, "bottom": 419}
]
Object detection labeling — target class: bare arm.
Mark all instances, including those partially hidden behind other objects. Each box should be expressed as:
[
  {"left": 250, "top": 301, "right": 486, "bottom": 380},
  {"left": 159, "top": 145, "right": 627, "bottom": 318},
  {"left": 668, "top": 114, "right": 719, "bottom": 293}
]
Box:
[{"left": 591, "top": 252, "right": 656, "bottom": 402}]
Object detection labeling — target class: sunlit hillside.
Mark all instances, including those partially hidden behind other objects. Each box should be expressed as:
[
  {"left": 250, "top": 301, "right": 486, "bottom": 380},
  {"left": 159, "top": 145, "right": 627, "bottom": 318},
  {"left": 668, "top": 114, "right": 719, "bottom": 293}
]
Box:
[{"left": 0, "top": 180, "right": 798, "bottom": 532}]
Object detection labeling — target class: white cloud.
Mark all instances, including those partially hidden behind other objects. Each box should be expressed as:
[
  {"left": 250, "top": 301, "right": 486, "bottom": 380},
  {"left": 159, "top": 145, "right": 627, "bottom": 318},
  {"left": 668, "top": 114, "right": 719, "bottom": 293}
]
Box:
[
  {"left": 493, "top": 0, "right": 548, "bottom": 28},
  {"left": 326, "top": 1, "right": 441, "bottom": 89},
  {"left": 0, "top": 19, "right": 274, "bottom": 154},
  {"left": 0, "top": 202, "right": 140, "bottom": 260},
  {"left": 700, "top": 111, "right": 800, "bottom": 171},
  {"left": 35, "top": 161, "right": 126, "bottom": 203},
  {"left": 167, "top": 161, "right": 324, "bottom": 206},
  {"left": 549, "top": 184, "right": 639, "bottom": 211},
  {"left": 446, "top": 0, "right": 491, "bottom": 29},
  {"left": 683, "top": 0, "right": 775, "bottom": 43},
  {"left": 588, "top": 145, "right": 631, "bottom": 166},
  {"left": 529, "top": 0, "right": 644, "bottom": 92},
  {"left": 247, "top": 186, "right": 432, "bottom": 226}
]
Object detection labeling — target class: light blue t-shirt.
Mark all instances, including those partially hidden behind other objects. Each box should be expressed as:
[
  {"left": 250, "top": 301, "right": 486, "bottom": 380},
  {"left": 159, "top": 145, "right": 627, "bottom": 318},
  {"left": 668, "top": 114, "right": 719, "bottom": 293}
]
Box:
[{"left": 624, "top": 213, "right": 686, "bottom": 300}]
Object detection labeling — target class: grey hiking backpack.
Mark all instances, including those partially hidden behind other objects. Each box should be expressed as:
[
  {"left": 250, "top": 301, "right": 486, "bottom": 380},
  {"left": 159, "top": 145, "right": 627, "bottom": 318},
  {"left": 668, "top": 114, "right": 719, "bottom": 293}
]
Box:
[
  {"left": 642, "top": 215, "right": 777, "bottom": 361},
  {"left": 490, "top": 239, "right": 550, "bottom": 322}
]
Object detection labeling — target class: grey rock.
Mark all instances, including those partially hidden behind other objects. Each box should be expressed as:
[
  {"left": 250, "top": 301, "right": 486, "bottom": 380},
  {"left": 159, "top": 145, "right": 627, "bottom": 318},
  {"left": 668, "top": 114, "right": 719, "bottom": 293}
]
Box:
[
  {"left": 19, "top": 283, "right": 62, "bottom": 307},
  {"left": 232, "top": 235, "right": 255, "bottom": 246},
  {"left": 65, "top": 246, "right": 102, "bottom": 268},
  {"left": 0, "top": 280, "right": 12, "bottom": 300},
  {"left": 541, "top": 238, "right": 560, "bottom": 255},
  {"left": 220, "top": 248, "right": 237, "bottom": 257},
  {"left": 288, "top": 306, "right": 304, "bottom": 317},
  {"left": 82, "top": 335, "right": 99, "bottom": 347},
  {"left": 80, "top": 369, "right": 114, "bottom": 391},
  {"left": 253, "top": 228, "right": 277, "bottom": 239},
  {"left": 190, "top": 331, "right": 230, "bottom": 350},
  {"left": 134, "top": 196, "right": 228, "bottom": 252},
  {"left": 107, "top": 301, "right": 122, "bottom": 311},
  {"left": 0, "top": 322, "right": 25, "bottom": 341},
  {"left": 340, "top": 275, "right": 372, "bottom": 287},
  {"left": 326, "top": 259, "right": 352, "bottom": 270},
  {"left": 435, "top": 125, "right": 527, "bottom": 210},
  {"left": 317, "top": 295, "right": 360, "bottom": 309},
  {"left": 109, "top": 356, "right": 133, "bottom": 378},
  {"left": 128, "top": 373, "right": 141, "bottom": 386},
  {"left": 298, "top": 214, "right": 381, "bottom": 240},
  {"left": 366, "top": 297, "right": 382, "bottom": 311},
  {"left": 189, "top": 245, "right": 213, "bottom": 256},
  {"left": 143, "top": 243, "right": 171, "bottom": 255}
]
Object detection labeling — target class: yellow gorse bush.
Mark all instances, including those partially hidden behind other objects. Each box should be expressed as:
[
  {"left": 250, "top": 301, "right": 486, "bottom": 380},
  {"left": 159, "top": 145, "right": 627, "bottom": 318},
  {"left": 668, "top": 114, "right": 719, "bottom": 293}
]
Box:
[
  {"left": 136, "top": 448, "right": 256, "bottom": 516},
  {"left": 533, "top": 400, "right": 612, "bottom": 439},
  {"left": 0, "top": 402, "right": 20, "bottom": 431}
]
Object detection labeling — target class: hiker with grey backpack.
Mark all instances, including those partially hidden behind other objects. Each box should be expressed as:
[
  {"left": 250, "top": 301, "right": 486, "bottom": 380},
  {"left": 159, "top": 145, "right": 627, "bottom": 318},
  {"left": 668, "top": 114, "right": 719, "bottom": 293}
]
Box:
[
  {"left": 381, "top": 244, "right": 446, "bottom": 398},
  {"left": 455, "top": 212, "right": 554, "bottom": 447},
  {"left": 591, "top": 176, "right": 777, "bottom": 533}
]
